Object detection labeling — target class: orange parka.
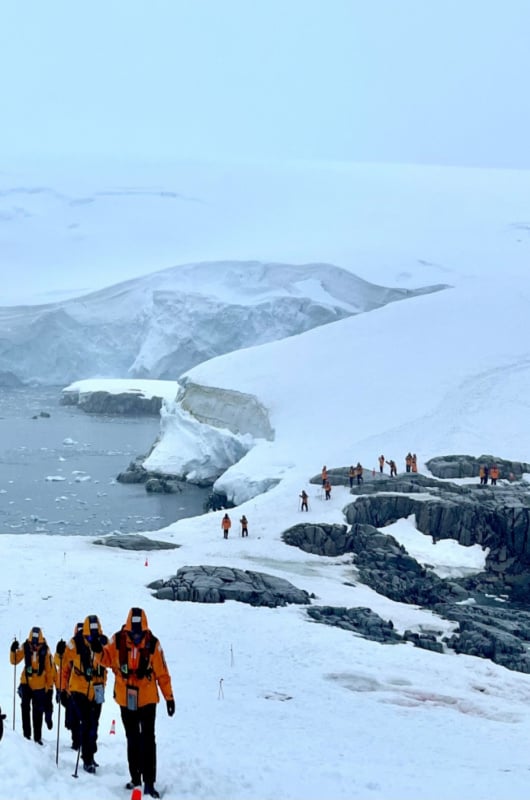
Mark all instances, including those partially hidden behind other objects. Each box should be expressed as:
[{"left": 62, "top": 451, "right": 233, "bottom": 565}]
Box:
[
  {"left": 490, "top": 466, "right": 500, "bottom": 481},
  {"left": 221, "top": 515, "right": 231, "bottom": 531},
  {"left": 61, "top": 616, "right": 108, "bottom": 702},
  {"left": 101, "top": 608, "right": 174, "bottom": 709},
  {"left": 10, "top": 627, "right": 56, "bottom": 692}
]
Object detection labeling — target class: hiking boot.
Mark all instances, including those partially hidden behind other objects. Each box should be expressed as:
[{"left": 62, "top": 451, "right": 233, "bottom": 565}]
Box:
[
  {"left": 83, "top": 763, "right": 96, "bottom": 774},
  {"left": 144, "top": 784, "right": 160, "bottom": 798},
  {"left": 126, "top": 781, "right": 141, "bottom": 790}
]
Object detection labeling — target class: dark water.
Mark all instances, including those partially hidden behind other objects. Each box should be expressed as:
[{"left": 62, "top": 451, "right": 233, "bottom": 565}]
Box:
[{"left": 0, "top": 387, "right": 209, "bottom": 536}]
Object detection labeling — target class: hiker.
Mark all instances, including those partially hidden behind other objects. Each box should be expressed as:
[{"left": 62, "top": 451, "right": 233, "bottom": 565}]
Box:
[
  {"left": 411, "top": 453, "right": 418, "bottom": 473},
  {"left": 378, "top": 455, "right": 385, "bottom": 474},
  {"left": 355, "top": 462, "right": 363, "bottom": 485},
  {"left": 61, "top": 615, "right": 108, "bottom": 774},
  {"left": 55, "top": 622, "right": 83, "bottom": 751},
  {"left": 299, "top": 490, "right": 309, "bottom": 511},
  {"left": 479, "top": 465, "right": 486, "bottom": 485},
  {"left": 405, "top": 453, "right": 412, "bottom": 473},
  {"left": 221, "top": 513, "right": 231, "bottom": 539},
  {"left": 10, "top": 627, "right": 56, "bottom": 744},
  {"left": 324, "top": 480, "right": 331, "bottom": 500},
  {"left": 240, "top": 515, "right": 249, "bottom": 537},
  {"left": 321, "top": 465, "right": 328, "bottom": 486},
  {"left": 101, "top": 608, "right": 175, "bottom": 799},
  {"left": 349, "top": 466, "right": 355, "bottom": 488},
  {"left": 490, "top": 464, "right": 499, "bottom": 485},
  {"left": 386, "top": 459, "right": 397, "bottom": 477}
]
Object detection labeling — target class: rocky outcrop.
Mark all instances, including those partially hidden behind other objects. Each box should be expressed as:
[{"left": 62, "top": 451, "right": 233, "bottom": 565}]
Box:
[
  {"left": 0, "top": 371, "right": 24, "bottom": 387},
  {"left": 149, "top": 565, "right": 311, "bottom": 607},
  {"left": 117, "top": 460, "right": 185, "bottom": 494},
  {"left": 307, "top": 606, "right": 443, "bottom": 653},
  {"left": 426, "top": 454, "right": 530, "bottom": 479},
  {"left": 93, "top": 533, "right": 179, "bottom": 551},
  {"left": 61, "top": 389, "right": 163, "bottom": 415}
]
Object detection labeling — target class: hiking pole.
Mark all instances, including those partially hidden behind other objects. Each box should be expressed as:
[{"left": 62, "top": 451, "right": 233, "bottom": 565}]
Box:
[
  {"left": 12, "top": 636, "right": 18, "bottom": 731},
  {"left": 55, "top": 653, "right": 63, "bottom": 767}
]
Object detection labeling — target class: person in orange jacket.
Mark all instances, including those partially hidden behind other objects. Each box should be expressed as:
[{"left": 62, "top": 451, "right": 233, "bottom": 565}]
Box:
[
  {"left": 101, "top": 608, "right": 175, "bottom": 799},
  {"left": 348, "top": 465, "right": 355, "bottom": 488},
  {"left": 321, "top": 465, "right": 328, "bottom": 486},
  {"left": 490, "top": 464, "right": 500, "bottom": 485},
  {"left": 61, "top": 615, "right": 108, "bottom": 774},
  {"left": 355, "top": 462, "right": 363, "bottom": 485},
  {"left": 10, "top": 626, "right": 56, "bottom": 744},
  {"left": 240, "top": 515, "right": 249, "bottom": 537},
  {"left": 55, "top": 622, "right": 83, "bottom": 750},
  {"left": 378, "top": 455, "right": 385, "bottom": 474},
  {"left": 411, "top": 453, "right": 418, "bottom": 473},
  {"left": 324, "top": 479, "right": 332, "bottom": 500},
  {"left": 405, "top": 453, "right": 412, "bottom": 473},
  {"left": 221, "top": 513, "right": 231, "bottom": 539}
]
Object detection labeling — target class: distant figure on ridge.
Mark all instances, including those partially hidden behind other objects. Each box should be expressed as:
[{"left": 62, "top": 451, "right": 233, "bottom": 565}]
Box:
[
  {"left": 240, "top": 515, "right": 249, "bottom": 537},
  {"left": 324, "top": 480, "right": 331, "bottom": 500},
  {"left": 321, "top": 465, "right": 328, "bottom": 487},
  {"left": 378, "top": 454, "right": 385, "bottom": 474},
  {"left": 386, "top": 459, "right": 397, "bottom": 477},
  {"left": 221, "top": 513, "right": 231, "bottom": 539},
  {"left": 405, "top": 453, "right": 412, "bottom": 473},
  {"left": 349, "top": 466, "right": 355, "bottom": 488},
  {"left": 490, "top": 464, "right": 499, "bottom": 485},
  {"left": 299, "top": 490, "right": 309, "bottom": 511},
  {"left": 411, "top": 453, "right": 418, "bottom": 473},
  {"left": 355, "top": 462, "right": 363, "bottom": 485}
]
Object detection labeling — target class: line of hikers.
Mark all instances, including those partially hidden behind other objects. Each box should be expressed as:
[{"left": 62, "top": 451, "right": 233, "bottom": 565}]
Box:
[
  {"left": 221, "top": 513, "right": 249, "bottom": 538},
  {"left": 8, "top": 608, "right": 174, "bottom": 798},
  {"left": 479, "top": 464, "right": 501, "bottom": 485}
]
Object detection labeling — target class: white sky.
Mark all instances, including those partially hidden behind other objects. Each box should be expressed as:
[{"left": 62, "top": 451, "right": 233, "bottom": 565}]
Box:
[{"left": 0, "top": 0, "right": 529, "bottom": 167}]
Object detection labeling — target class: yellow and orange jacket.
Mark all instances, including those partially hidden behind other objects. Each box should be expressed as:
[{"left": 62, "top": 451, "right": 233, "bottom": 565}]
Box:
[
  {"left": 61, "top": 617, "right": 108, "bottom": 702},
  {"left": 378, "top": 455, "right": 385, "bottom": 468},
  {"left": 101, "top": 609, "right": 174, "bottom": 709},
  {"left": 10, "top": 628, "right": 56, "bottom": 692},
  {"left": 490, "top": 466, "right": 500, "bottom": 480},
  {"left": 221, "top": 515, "right": 231, "bottom": 531}
]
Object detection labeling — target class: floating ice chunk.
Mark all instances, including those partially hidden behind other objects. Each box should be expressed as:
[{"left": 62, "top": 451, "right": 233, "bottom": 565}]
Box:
[
  {"left": 46, "top": 475, "right": 66, "bottom": 482},
  {"left": 63, "top": 437, "right": 77, "bottom": 445},
  {"left": 74, "top": 475, "right": 91, "bottom": 482}
]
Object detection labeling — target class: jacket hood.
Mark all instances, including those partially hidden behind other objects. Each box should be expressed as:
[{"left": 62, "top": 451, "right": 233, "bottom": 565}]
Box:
[
  {"left": 82, "top": 615, "right": 102, "bottom": 638},
  {"left": 126, "top": 607, "right": 149, "bottom": 634},
  {"left": 27, "top": 626, "right": 45, "bottom": 645}
]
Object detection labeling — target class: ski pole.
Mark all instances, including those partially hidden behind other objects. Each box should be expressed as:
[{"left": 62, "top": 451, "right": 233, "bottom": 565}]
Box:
[
  {"left": 12, "top": 637, "right": 17, "bottom": 731},
  {"left": 55, "top": 653, "right": 63, "bottom": 767}
]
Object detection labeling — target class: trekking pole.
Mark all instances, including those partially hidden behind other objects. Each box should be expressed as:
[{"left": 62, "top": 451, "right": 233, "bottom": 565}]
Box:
[
  {"left": 55, "top": 653, "right": 63, "bottom": 767},
  {"left": 12, "top": 638, "right": 17, "bottom": 731}
]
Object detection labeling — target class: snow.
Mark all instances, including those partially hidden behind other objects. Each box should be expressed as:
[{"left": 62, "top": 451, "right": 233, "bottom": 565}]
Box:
[
  {"left": 3, "top": 162, "right": 530, "bottom": 799},
  {"left": 63, "top": 378, "right": 181, "bottom": 404}
]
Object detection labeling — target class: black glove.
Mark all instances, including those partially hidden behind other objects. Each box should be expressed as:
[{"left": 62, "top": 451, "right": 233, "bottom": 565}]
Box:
[
  {"left": 10, "top": 640, "right": 19, "bottom": 653},
  {"left": 166, "top": 699, "right": 175, "bottom": 717},
  {"left": 55, "top": 639, "right": 66, "bottom": 657}
]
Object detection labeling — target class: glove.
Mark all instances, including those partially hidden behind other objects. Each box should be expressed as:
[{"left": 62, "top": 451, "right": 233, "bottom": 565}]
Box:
[
  {"left": 166, "top": 699, "right": 175, "bottom": 717},
  {"left": 10, "top": 640, "right": 19, "bottom": 653},
  {"left": 55, "top": 639, "right": 66, "bottom": 657}
]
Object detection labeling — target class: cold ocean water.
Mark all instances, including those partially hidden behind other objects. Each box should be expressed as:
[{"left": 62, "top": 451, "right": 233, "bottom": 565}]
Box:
[{"left": 0, "top": 387, "right": 209, "bottom": 536}]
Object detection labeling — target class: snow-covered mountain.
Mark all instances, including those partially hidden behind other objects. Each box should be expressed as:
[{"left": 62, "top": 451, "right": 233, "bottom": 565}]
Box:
[{"left": 0, "top": 260, "right": 444, "bottom": 385}]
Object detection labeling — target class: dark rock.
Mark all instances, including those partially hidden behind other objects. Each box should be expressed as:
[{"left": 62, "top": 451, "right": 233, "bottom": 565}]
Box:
[
  {"left": 307, "top": 606, "right": 402, "bottom": 643},
  {"left": 61, "top": 389, "right": 163, "bottom": 416},
  {"left": 93, "top": 533, "right": 179, "bottom": 551},
  {"left": 149, "top": 565, "right": 310, "bottom": 607},
  {"left": 203, "top": 491, "right": 234, "bottom": 512},
  {"left": 426, "top": 454, "right": 530, "bottom": 480},
  {"left": 145, "top": 477, "right": 181, "bottom": 494}
]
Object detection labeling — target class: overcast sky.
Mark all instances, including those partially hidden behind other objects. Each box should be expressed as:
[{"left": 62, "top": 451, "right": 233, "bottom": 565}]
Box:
[{"left": 1, "top": 0, "right": 529, "bottom": 168}]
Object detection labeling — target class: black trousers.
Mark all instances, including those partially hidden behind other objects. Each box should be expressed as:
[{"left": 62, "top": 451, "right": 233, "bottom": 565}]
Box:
[
  {"left": 18, "top": 684, "right": 46, "bottom": 742},
  {"left": 120, "top": 703, "right": 157, "bottom": 785},
  {"left": 70, "top": 692, "right": 102, "bottom": 766}
]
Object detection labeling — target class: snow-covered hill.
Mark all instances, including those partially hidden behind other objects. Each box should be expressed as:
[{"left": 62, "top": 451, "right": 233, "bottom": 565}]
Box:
[{"left": 0, "top": 260, "right": 443, "bottom": 385}]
